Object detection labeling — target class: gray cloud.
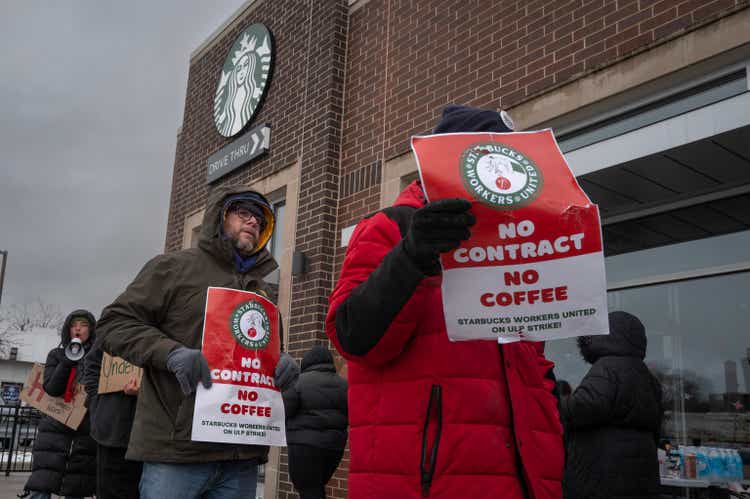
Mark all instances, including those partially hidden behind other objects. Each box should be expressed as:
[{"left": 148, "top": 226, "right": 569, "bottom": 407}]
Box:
[{"left": 0, "top": 1, "right": 247, "bottom": 316}]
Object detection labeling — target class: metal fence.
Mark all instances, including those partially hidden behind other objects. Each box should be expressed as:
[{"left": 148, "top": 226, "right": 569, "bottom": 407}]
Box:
[{"left": 0, "top": 405, "right": 41, "bottom": 475}]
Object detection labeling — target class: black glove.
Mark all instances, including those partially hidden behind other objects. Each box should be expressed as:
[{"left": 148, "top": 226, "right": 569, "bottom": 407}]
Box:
[
  {"left": 166, "top": 347, "right": 213, "bottom": 395},
  {"left": 403, "top": 198, "right": 475, "bottom": 275},
  {"left": 274, "top": 352, "right": 299, "bottom": 391}
]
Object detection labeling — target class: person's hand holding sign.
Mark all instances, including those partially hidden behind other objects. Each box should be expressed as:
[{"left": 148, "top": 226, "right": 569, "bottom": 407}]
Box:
[
  {"left": 166, "top": 347, "right": 213, "bottom": 395},
  {"left": 123, "top": 377, "right": 140, "bottom": 396},
  {"left": 403, "top": 198, "right": 475, "bottom": 275}
]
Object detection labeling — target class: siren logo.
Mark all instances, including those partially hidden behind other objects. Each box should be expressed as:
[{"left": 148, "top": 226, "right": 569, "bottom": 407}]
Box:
[
  {"left": 460, "top": 142, "right": 543, "bottom": 210},
  {"left": 214, "top": 24, "right": 273, "bottom": 137},
  {"left": 230, "top": 301, "right": 271, "bottom": 350}
]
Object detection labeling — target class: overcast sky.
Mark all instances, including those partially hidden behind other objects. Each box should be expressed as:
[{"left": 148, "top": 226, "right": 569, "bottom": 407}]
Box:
[{"left": 0, "top": 1, "right": 247, "bottom": 318}]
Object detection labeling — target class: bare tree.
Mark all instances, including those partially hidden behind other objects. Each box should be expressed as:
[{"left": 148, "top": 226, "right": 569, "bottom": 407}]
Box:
[
  {"left": 0, "top": 322, "right": 22, "bottom": 358},
  {"left": 2, "top": 304, "right": 32, "bottom": 332},
  {"left": 31, "top": 300, "right": 65, "bottom": 329},
  {"left": 0, "top": 299, "right": 64, "bottom": 332},
  {"left": 0, "top": 299, "right": 65, "bottom": 358}
]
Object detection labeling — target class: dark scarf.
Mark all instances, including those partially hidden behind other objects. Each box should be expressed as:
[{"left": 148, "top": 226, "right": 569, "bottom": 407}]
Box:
[{"left": 233, "top": 250, "right": 259, "bottom": 274}]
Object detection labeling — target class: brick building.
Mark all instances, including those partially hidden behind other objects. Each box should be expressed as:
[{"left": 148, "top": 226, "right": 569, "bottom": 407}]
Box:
[{"left": 167, "top": 1, "right": 750, "bottom": 496}]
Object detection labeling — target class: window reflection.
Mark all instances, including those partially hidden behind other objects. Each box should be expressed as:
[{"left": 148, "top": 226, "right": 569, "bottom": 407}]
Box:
[
  {"left": 610, "top": 274, "right": 749, "bottom": 445},
  {"left": 547, "top": 265, "right": 750, "bottom": 476},
  {"left": 605, "top": 230, "right": 750, "bottom": 286},
  {"left": 263, "top": 200, "right": 286, "bottom": 292}
]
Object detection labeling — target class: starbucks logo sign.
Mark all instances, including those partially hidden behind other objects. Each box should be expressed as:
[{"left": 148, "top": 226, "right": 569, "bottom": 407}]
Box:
[
  {"left": 230, "top": 301, "right": 271, "bottom": 349},
  {"left": 214, "top": 24, "right": 273, "bottom": 137},
  {"left": 460, "top": 143, "right": 543, "bottom": 210}
]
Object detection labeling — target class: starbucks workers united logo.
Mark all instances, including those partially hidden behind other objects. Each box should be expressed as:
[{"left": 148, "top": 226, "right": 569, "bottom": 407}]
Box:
[
  {"left": 460, "top": 143, "right": 543, "bottom": 210},
  {"left": 230, "top": 301, "right": 271, "bottom": 349},
  {"left": 214, "top": 24, "right": 273, "bottom": 137}
]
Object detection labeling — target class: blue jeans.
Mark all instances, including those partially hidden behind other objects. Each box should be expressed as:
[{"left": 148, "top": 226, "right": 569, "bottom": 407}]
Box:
[
  {"left": 27, "top": 492, "right": 83, "bottom": 499},
  {"left": 139, "top": 460, "right": 259, "bottom": 499}
]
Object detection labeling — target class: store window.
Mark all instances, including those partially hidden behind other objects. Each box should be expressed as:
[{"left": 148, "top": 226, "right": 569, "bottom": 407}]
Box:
[
  {"left": 547, "top": 175, "right": 750, "bottom": 487},
  {"left": 263, "top": 198, "right": 286, "bottom": 287},
  {"left": 547, "top": 231, "right": 750, "bottom": 476},
  {"left": 545, "top": 86, "right": 750, "bottom": 487},
  {"left": 190, "top": 226, "right": 200, "bottom": 248},
  {"left": 542, "top": 57, "right": 750, "bottom": 486}
]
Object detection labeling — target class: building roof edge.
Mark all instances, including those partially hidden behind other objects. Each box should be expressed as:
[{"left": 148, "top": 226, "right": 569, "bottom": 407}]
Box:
[{"left": 189, "top": 0, "right": 262, "bottom": 63}]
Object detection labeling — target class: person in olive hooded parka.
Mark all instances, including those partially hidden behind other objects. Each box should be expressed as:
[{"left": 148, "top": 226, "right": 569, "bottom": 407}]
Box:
[
  {"left": 559, "top": 311, "right": 663, "bottom": 499},
  {"left": 22, "top": 309, "right": 97, "bottom": 499},
  {"left": 96, "top": 186, "right": 279, "bottom": 498},
  {"left": 277, "top": 345, "right": 348, "bottom": 499}
]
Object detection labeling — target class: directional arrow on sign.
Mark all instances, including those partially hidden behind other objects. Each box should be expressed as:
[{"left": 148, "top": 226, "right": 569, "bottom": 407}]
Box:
[{"left": 251, "top": 131, "right": 260, "bottom": 154}]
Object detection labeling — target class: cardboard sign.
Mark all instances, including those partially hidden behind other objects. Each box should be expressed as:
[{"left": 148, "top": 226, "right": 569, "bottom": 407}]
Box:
[
  {"left": 191, "top": 287, "right": 286, "bottom": 446},
  {"left": 98, "top": 353, "right": 143, "bottom": 394},
  {"left": 20, "top": 363, "right": 87, "bottom": 429},
  {"left": 412, "top": 130, "right": 609, "bottom": 343}
]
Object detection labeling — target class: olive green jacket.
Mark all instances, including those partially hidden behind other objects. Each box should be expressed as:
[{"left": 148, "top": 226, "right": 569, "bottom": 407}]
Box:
[{"left": 97, "top": 185, "right": 278, "bottom": 463}]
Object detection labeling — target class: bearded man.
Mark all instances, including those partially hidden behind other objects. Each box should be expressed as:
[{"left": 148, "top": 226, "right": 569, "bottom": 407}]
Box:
[{"left": 97, "top": 187, "right": 278, "bottom": 499}]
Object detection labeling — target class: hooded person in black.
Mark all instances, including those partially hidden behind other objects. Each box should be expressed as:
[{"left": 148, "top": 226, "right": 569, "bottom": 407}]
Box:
[
  {"left": 82, "top": 338, "right": 142, "bottom": 499},
  {"left": 276, "top": 345, "right": 348, "bottom": 499},
  {"left": 559, "top": 311, "right": 663, "bottom": 499},
  {"left": 22, "top": 309, "right": 98, "bottom": 499}
]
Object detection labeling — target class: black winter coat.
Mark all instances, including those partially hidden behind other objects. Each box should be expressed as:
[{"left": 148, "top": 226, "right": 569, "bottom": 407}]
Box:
[
  {"left": 82, "top": 340, "right": 137, "bottom": 448},
  {"left": 560, "top": 311, "right": 663, "bottom": 499},
  {"left": 24, "top": 310, "right": 97, "bottom": 497},
  {"left": 283, "top": 346, "right": 348, "bottom": 450}
]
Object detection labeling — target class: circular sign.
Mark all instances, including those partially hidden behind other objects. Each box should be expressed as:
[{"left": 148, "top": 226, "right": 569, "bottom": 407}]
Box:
[
  {"left": 213, "top": 24, "right": 274, "bottom": 137},
  {"left": 230, "top": 301, "right": 271, "bottom": 349},
  {"left": 1, "top": 384, "right": 20, "bottom": 404},
  {"left": 459, "top": 142, "right": 543, "bottom": 210}
]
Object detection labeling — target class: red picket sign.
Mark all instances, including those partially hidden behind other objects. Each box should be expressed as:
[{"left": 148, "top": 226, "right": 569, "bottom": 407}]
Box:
[
  {"left": 412, "top": 130, "right": 609, "bottom": 343},
  {"left": 191, "top": 287, "right": 286, "bottom": 445}
]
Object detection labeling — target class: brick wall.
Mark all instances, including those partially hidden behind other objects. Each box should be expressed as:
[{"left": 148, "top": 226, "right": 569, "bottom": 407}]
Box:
[
  {"left": 166, "top": 0, "right": 345, "bottom": 254},
  {"left": 279, "top": 0, "right": 348, "bottom": 495},
  {"left": 336, "top": 0, "right": 750, "bottom": 260},
  {"left": 165, "top": 1, "right": 347, "bottom": 497}
]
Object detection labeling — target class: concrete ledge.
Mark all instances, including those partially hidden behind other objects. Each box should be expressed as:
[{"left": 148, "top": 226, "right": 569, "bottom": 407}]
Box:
[{"left": 511, "top": 8, "right": 750, "bottom": 130}]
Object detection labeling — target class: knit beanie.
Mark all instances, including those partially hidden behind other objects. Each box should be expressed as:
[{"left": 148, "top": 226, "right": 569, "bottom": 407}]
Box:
[{"left": 433, "top": 104, "right": 515, "bottom": 134}]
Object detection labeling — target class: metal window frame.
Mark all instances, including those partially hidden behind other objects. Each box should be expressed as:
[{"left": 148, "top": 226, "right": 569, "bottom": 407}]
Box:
[
  {"left": 263, "top": 187, "right": 286, "bottom": 257},
  {"left": 607, "top": 261, "right": 750, "bottom": 292},
  {"left": 551, "top": 59, "right": 750, "bottom": 284},
  {"left": 601, "top": 183, "right": 750, "bottom": 226},
  {"left": 554, "top": 59, "right": 750, "bottom": 140},
  {"left": 557, "top": 63, "right": 749, "bottom": 153}
]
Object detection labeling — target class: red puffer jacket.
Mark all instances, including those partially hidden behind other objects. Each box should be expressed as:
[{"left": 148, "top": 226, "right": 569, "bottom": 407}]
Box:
[{"left": 326, "top": 181, "right": 563, "bottom": 499}]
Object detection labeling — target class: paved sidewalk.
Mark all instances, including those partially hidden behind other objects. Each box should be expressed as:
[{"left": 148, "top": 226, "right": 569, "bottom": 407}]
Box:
[{"left": 0, "top": 472, "right": 28, "bottom": 497}]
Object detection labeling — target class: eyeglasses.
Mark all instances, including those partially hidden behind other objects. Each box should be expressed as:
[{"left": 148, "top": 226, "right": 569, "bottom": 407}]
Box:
[{"left": 232, "top": 206, "right": 265, "bottom": 226}]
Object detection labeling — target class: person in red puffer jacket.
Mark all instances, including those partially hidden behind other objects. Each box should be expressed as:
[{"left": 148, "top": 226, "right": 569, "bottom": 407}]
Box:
[{"left": 326, "top": 105, "right": 564, "bottom": 499}]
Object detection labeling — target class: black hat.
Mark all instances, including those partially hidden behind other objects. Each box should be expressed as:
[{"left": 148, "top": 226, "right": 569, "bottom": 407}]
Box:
[{"left": 433, "top": 104, "right": 515, "bottom": 134}]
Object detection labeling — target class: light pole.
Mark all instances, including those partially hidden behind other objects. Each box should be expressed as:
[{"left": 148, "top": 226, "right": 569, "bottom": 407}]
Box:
[{"left": 0, "top": 250, "right": 7, "bottom": 306}]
